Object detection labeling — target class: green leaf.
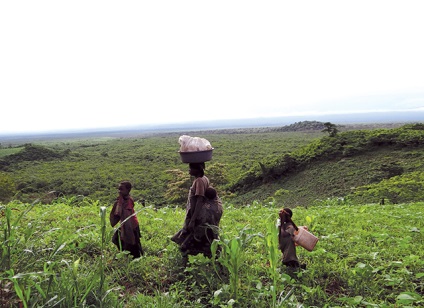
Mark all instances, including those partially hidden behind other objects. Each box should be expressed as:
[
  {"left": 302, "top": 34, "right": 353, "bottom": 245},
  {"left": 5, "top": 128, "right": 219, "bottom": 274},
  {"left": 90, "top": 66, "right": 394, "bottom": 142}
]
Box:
[
  {"left": 73, "top": 258, "right": 80, "bottom": 277},
  {"left": 396, "top": 292, "right": 421, "bottom": 304},
  {"left": 214, "top": 289, "right": 223, "bottom": 298},
  {"left": 353, "top": 296, "right": 363, "bottom": 304}
]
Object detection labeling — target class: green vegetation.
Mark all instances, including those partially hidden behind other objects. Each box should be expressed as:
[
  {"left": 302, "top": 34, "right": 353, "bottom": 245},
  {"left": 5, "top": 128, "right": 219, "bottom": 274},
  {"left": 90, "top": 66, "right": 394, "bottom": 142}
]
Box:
[
  {"left": 1, "top": 198, "right": 422, "bottom": 307},
  {"left": 0, "top": 147, "right": 24, "bottom": 158},
  {"left": 0, "top": 129, "right": 322, "bottom": 204},
  {"left": 2, "top": 123, "right": 424, "bottom": 207},
  {"left": 230, "top": 124, "right": 424, "bottom": 206},
  {"left": 351, "top": 171, "right": 424, "bottom": 204},
  {"left": 0, "top": 172, "right": 15, "bottom": 201},
  {"left": 1, "top": 121, "right": 424, "bottom": 306},
  {"left": 321, "top": 122, "right": 339, "bottom": 137}
]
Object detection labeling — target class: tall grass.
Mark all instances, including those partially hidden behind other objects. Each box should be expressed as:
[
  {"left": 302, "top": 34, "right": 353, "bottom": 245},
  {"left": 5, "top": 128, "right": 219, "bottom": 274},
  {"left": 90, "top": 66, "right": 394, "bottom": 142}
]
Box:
[
  {"left": 1, "top": 198, "right": 423, "bottom": 307},
  {"left": 0, "top": 200, "right": 121, "bottom": 307},
  {"left": 264, "top": 218, "right": 281, "bottom": 307}
]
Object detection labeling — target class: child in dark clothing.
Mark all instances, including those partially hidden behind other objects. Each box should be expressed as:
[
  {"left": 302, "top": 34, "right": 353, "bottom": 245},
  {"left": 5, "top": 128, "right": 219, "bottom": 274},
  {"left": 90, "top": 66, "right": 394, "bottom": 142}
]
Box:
[
  {"left": 110, "top": 181, "right": 144, "bottom": 258},
  {"left": 278, "top": 208, "right": 300, "bottom": 268}
]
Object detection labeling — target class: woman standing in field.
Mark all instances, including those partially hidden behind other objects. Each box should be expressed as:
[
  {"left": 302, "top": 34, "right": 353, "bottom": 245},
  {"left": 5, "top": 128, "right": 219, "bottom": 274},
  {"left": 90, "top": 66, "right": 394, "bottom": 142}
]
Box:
[
  {"left": 171, "top": 162, "right": 223, "bottom": 261},
  {"left": 278, "top": 208, "right": 301, "bottom": 268},
  {"left": 110, "top": 181, "right": 144, "bottom": 258}
]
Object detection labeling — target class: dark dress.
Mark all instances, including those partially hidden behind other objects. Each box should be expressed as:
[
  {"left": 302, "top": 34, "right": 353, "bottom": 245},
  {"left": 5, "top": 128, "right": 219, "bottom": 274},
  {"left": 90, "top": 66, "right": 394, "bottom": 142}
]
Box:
[
  {"left": 110, "top": 196, "right": 144, "bottom": 258},
  {"left": 172, "top": 176, "right": 223, "bottom": 257},
  {"left": 278, "top": 221, "right": 300, "bottom": 267}
]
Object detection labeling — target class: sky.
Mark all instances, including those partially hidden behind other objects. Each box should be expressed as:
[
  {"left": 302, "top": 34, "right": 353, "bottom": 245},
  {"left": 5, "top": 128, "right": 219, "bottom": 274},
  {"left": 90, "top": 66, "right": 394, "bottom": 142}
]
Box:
[{"left": 1, "top": 1, "right": 424, "bottom": 134}]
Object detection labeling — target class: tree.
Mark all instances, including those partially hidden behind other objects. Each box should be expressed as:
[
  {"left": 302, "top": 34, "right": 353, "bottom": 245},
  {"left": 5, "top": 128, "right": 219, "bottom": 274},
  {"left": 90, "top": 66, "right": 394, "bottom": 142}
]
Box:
[{"left": 322, "top": 122, "right": 339, "bottom": 137}]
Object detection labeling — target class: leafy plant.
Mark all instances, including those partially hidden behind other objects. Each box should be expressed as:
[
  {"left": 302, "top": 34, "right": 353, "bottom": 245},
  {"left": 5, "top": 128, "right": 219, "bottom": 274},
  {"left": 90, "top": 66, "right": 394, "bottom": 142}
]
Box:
[
  {"left": 212, "top": 226, "right": 261, "bottom": 302},
  {"left": 264, "top": 218, "right": 280, "bottom": 307},
  {"left": 1, "top": 198, "right": 424, "bottom": 306},
  {"left": 0, "top": 172, "right": 15, "bottom": 202}
]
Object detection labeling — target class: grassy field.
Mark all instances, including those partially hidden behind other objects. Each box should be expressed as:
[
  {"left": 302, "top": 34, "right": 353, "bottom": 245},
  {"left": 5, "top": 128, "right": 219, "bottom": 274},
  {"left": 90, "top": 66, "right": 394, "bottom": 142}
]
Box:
[
  {"left": 0, "top": 147, "right": 23, "bottom": 158},
  {"left": 1, "top": 123, "right": 424, "bottom": 306},
  {"left": 1, "top": 198, "right": 423, "bottom": 307}
]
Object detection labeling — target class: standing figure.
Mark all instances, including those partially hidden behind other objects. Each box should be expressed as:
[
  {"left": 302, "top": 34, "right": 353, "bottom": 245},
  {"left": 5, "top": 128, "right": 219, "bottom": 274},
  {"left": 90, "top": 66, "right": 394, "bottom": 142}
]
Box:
[
  {"left": 278, "top": 208, "right": 300, "bottom": 268},
  {"left": 110, "top": 181, "right": 144, "bottom": 258},
  {"left": 171, "top": 163, "right": 223, "bottom": 260}
]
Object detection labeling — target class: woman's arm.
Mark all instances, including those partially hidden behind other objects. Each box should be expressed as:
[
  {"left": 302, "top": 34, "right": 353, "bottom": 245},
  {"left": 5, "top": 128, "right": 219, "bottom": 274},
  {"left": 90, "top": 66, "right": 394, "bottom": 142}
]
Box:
[{"left": 285, "top": 224, "right": 296, "bottom": 236}]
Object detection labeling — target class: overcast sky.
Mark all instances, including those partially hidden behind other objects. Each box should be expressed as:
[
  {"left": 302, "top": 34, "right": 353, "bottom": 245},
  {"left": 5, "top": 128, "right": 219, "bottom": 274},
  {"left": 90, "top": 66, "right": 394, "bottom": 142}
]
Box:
[{"left": 1, "top": 1, "right": 424, "bottom": 134}]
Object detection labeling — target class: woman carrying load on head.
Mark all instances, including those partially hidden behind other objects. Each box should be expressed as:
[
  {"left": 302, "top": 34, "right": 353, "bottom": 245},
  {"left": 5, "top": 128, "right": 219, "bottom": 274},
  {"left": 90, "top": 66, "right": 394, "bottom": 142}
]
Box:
[{"left": 171, "top": 162, "right": 223, "bottom": 260}]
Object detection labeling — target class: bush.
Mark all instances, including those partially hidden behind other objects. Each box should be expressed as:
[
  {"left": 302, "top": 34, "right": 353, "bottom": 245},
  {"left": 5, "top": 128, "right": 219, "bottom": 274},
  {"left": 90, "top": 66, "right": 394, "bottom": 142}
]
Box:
[
  {"left": 0, "top": 172, "right": 16, "bottom": 202},
  {"left": 350, "top": 171, "right": 424, "bottom": 204}
]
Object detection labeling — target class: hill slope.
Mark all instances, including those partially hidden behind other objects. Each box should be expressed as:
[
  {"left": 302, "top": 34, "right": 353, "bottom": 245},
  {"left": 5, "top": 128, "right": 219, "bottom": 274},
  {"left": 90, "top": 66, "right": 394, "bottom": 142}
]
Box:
[
  {"left": 230, "top": 124, "right": 424, "bottom": 206},
  {"left": 1, "top": 122, "right": 424, "bottom": 206}
]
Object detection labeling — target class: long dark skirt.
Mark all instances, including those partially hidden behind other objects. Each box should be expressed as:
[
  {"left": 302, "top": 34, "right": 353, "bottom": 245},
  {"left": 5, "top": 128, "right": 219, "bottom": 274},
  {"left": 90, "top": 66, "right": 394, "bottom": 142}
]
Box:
[
  {"left": 112, "top": 226, "right": 144, "bottom": 258},
  {"left": 279, "top": 236, "right": 299, "bottom": 267},
  {"left": 171, "top": 224, "right": 218, "bottom": 258}
]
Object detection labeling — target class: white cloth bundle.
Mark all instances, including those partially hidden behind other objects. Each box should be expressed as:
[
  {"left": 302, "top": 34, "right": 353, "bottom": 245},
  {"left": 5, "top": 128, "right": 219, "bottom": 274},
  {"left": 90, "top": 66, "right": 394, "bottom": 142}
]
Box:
[{"left": 179, "top": 135, "right": 212, "bottom": 152}]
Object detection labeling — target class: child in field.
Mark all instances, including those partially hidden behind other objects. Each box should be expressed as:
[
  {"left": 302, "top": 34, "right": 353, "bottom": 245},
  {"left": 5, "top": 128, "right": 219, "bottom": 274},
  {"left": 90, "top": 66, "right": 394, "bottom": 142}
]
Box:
[
  {"left": 278, "top": 208, "right": 301, "bottom": 268},
  {"left": 110, "top": 181, "right": 144, "bottom": 258}
]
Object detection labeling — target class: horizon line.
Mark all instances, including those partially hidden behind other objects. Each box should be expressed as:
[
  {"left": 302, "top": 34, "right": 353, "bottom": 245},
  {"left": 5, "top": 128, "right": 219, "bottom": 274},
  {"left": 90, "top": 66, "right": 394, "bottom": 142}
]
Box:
[{"left": 1, "top": 109, "right": 424, "bottom": 137}]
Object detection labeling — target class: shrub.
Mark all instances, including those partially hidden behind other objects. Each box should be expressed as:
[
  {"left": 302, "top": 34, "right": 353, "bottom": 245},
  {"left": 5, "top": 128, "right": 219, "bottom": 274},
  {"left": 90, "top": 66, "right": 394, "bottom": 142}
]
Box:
[
  {"left": 0, "top": 172, "right": 15, "bottom": 202},
  {"left": 350, "top": 171, "right": 424, "bottom": 204}
]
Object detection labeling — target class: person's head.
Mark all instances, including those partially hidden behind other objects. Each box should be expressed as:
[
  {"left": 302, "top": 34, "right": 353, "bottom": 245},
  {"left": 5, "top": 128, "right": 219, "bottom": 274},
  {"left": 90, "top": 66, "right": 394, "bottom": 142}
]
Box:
[
  {"left": 189, "top": 162, "right": 205, "bottom": 177},
  {"left": 279, "top": 207, "right": 293, "bottom": 221},
  {"left": 205, "top": 187, "right": 217, "bottom": 200},
  {"left": 118, "top": 181, "right": 132, "bottom": 197}
]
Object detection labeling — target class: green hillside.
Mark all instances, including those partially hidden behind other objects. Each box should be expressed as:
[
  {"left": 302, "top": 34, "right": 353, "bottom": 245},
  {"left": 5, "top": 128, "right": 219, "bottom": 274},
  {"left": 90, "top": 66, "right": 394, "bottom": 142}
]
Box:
[
  {"left": 1, "top": 122, "right": 424, "bottom": 207},
  {"left": 0, "top": 129, "right": 322, "bottom": 205},
  {"left": 230, "top": 123, "right": 424, "bottom": 206}
]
